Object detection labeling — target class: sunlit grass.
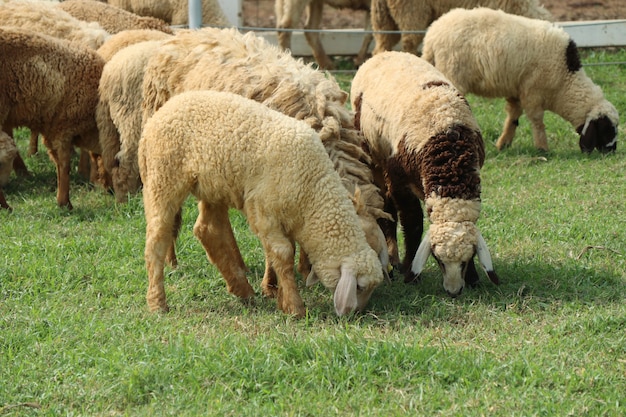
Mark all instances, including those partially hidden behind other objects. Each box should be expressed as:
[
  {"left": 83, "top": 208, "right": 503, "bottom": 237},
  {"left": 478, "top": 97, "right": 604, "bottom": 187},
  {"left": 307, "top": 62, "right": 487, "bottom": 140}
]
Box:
[{"left": 1, "top": 49, "right": 625, "bottom": 416}]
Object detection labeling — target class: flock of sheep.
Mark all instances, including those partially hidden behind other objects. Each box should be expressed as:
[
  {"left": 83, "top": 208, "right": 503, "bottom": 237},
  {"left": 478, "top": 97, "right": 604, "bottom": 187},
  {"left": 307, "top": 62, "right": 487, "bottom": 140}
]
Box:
[{"left": 0, "top": 0, "right": 619, "bottom": 317}]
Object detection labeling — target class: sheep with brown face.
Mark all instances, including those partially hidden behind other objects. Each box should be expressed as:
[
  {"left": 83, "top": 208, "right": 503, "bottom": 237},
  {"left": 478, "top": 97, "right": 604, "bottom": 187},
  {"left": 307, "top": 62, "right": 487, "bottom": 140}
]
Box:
[
  {"left": 421, "top": 7, "right": 618, "bottom": 153},
  {"left": 351, "top": 51, "right": 500, "bottom": 296}
]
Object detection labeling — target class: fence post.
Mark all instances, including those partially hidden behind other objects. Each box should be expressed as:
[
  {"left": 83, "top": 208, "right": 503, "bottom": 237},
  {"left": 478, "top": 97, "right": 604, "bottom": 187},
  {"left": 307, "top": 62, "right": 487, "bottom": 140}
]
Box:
[{"left": 188, "top": 0, "right": 202, "bottom": 29}]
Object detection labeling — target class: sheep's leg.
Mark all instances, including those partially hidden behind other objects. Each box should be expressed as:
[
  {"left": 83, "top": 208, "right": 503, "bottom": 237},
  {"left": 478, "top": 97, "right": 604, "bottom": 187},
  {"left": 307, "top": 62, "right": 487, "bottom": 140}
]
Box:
[
  {"left": 371, "top": 0, "right": 401, "bottom": 55},
  {"left": 145, "top": 215, "right": 175, "bottom": 312},
  {"left": 12, "top": 152, "right": 30, "bottom": 177},
  {"left": 525, "top": 106, "right": 549, "bottom": 151},
  {"left": 276, "top": 0, "right": 305, "bottom": 52},
  {"left": 143, "top": 179, "right": 189, "bottom": 312},
  {"left": 43, "top": 136, "right": 73, "bottom": 209},
  {"left": 496, "top": 98, "right": 524, "bottom": 150},
  {"left": 354, "top": 11, "right": 373, "bottom": 67},
  {"left": 396, "top": 193, "right": 424, "bottom": 283},
  {"left": 378, "top": 196, "right": 400, "bottom": 271},
  {"left": 262, "top": 233, "right": 305, "bottom": 317},
  {"left": 0, "top": 189, "right": 11, "bottom": 211},
  {"left": 165, "top": 208, "right": 182, "bottom": 268},
  {"left": 28, "top": 131, "right": 39, "bottom": 156},
  {"left": 261, "top": 260, "right": 278, "bottom": 298},
  {"left": 193, "top": 201, "right": 255, "bottom": 301},
  {"left": 304, "top": 0, "right": 334, "bottom": 70}
]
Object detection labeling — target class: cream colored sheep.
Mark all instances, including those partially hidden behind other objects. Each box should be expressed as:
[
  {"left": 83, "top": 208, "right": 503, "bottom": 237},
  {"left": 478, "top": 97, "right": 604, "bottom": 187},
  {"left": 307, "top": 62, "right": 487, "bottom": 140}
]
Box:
[
  {"left": 97, "top": 38, "right": 170, "bottom": 204},
  {"left": 107, "top": 0, "right": 229, "bottom": 28},
  {"left": 133, "top": 28, "right": 391, "bottom": 287},
  {"left": 371, "top": 0, "right": 552, "bottom": 56},
  {"left": 275, "top": 0, "right": 372, "bottom": 69},
  {"left": 96, "top": 28, "right": 172, "bottom": 61},
  {"left": 57, "top": 0, "right": 174, "bottom": 35},
  {"left": 0, "top": 27, "right": 104, "bottom": 209},
  {"left": 422, "top": 8, "right": 619, "bottom": 152},
  {"left": 0, "top": 0, "right": 109, "bottom": 49},
  {"left": 140, "top": 90, "right": 384, "bottom": 317},
  {"left": 351, "top": 51, "right": 499, "bottom": 296},
  {"left": 0, "top": 131, "right": 18, "bottom": 210}
]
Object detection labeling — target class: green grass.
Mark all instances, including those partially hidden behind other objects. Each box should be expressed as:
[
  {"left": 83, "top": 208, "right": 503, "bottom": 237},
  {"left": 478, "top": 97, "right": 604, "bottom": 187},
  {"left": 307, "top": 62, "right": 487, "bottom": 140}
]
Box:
[{"left": 1, "top": 49, "right": 626, "bottom": 416}]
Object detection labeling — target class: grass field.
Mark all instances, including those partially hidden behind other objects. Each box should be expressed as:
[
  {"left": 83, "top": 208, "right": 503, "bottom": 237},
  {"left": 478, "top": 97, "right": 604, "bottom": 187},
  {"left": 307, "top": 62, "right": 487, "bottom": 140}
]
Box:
[{"left": 1, "top": 49, "right": 625, "bottom": 416}]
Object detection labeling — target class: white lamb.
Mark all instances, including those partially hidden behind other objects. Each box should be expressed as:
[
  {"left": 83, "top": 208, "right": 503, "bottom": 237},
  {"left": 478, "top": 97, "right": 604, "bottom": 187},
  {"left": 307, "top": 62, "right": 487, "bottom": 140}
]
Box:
[
  {"left": 351, "top": 51, "right": 499, "bottom": 296},
  {"left": 371, "top": 0, "right": 553, "bottom": 56},
  {"left": 140, "top": 90, "right": 384, "bottom": 317},
  {"left": 421, "top": 8, "right": 619, "bottom": 152}
]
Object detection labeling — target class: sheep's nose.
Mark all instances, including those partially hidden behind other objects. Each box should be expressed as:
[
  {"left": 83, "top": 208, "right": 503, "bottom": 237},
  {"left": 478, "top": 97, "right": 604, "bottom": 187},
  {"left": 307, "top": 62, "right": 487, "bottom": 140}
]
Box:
[{"left": 446, "top": 287, "right": 463, "bottom": 298}]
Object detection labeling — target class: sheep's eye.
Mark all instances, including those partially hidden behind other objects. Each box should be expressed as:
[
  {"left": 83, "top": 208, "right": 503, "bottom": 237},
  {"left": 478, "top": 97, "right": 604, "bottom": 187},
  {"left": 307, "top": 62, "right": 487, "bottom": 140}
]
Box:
[{"left": 356, "top": 284, "right": 364, "bottom": 293}]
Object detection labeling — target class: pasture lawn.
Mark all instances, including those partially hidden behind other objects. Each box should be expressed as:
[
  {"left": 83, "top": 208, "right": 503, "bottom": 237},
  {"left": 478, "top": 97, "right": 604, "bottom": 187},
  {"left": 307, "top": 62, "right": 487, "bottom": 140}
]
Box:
[{"left": 1, "top": 49, "right": 625, "bottom": 416}]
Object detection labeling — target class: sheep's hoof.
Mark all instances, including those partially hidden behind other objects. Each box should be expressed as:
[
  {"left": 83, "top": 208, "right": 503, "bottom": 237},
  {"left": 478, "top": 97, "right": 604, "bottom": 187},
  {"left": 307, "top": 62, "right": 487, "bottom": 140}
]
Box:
[
  {"left": 403, "top": 271, "right": 421, "bottom": 284},
  {"left": 261, "top": 284, "right": 278, "bottom": 298}
]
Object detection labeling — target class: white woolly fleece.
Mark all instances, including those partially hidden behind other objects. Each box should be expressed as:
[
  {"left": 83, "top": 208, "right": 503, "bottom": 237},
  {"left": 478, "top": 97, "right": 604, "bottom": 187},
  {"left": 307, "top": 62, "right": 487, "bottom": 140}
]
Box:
[{"left": 425, "top": 194, "right": 481, "bottom": 263}]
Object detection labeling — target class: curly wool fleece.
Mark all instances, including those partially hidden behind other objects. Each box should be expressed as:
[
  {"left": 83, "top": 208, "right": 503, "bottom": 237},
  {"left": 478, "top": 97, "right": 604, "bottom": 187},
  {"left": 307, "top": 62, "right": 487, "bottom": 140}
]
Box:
[{"left": 426, "top": 194, "right": 481, "bottom": 263}]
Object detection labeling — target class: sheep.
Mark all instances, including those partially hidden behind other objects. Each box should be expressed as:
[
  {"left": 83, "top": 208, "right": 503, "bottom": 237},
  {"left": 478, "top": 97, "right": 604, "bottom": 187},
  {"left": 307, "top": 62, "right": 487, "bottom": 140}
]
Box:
[
  {"left": 96, "top": 28, "right": 172, "bottom": 61},
  {"left": 0, "top": 131, "right": 18, "bottom": 210},
  {"left": 0, "top": 27, "right": 105, "bottom": 209},
  {"left": 0, "top": 0, "right": 109, "bottom": 50},
  {"left": 132, "top": 28, "right": 392, "bottom": 287},
  {"left": 350, "top": 51, "right": 499, "bottom": 296},
  {"left": 421, "top": 7, "right": 619, "bottom": 153},
  {"left": 106, "top": 0, "right": 230, "bottom": 28},
  {"left": 275, "top": 0, "right": 372, "bottom": 69},
  {"left": 0, "top": 0, "right": 110, "bottom": 178},
  {"left": 96, "top": 37, "right": 170, "bottom": 204},
  {"left": 371, "top": 0, "right": 553, "bottom": 56},
  {"left": 57, "top": 0, "right": 174, "bottom": 35},
  {"left": 140, "top": 89, "right": 384, "bottom": 317}
]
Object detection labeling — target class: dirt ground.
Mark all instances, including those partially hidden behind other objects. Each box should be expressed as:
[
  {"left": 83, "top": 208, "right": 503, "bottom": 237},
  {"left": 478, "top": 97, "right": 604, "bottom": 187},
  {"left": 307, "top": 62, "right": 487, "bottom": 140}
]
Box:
[{"left": 242, "top": 0, "right": 626, "bottom": 29}]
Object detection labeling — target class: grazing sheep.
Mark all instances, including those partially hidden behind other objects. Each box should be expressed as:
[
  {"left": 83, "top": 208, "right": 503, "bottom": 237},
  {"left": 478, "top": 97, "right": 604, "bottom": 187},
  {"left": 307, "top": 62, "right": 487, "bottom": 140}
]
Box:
[
  {"left": 0, "top": 27, "right": 105, "bottom": 209},
  {"left": 422, "top": 8, "right": 619, "bottom": 152},
  {"left": 140, "top": 90, "right": 384, "bottom": 317},
  {"left": 96, "top": 28, "right": 172, "bottom": 61},
  {"left": 275, "top": 0, "right": 372, "bottom": 69},
  {"left": 0, "top": 131, "right": 18, "bottom": 210},
  {"left": 371, "top": 0, "right": 552, "bottom": 56},
  {"left": 97, "top": 38, "right": 170, "bottom": 203},
  {"left": 135, "top": 28, "right": 391, "bottom": 286},
  {"left": 0, "top": 0, "right": 110, "bottom": 177},
  {"left": 57, "top": 0, "right": 174, "bottom": 35},
  {"left": 107, "top": 0, "right": 230, "bottom": 28},
  {"left": 351, "top": 51, "right": 499, "bottom": 296}
]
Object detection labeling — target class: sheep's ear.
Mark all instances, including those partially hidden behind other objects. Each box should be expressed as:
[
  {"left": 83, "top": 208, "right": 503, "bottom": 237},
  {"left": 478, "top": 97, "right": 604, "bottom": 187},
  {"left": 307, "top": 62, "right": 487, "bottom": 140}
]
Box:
[
  {"left": 305, "top": 268, "right": 319, "bottom": 286},
  {"left": 410, "top": 230, "right": 432, "bottom": 276},
  {"left": 476, "top": 231, "right": 500, "bottom": 285},
  {"left": 334, "top": 264, "right": 358, "bottom": 316}
]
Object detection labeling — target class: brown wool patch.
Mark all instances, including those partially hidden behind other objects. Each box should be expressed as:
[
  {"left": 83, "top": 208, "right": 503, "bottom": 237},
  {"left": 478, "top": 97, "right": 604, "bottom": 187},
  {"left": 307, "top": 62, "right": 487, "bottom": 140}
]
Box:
[{"left": 417, "top": 125, "right": 483, "bottom": 200}]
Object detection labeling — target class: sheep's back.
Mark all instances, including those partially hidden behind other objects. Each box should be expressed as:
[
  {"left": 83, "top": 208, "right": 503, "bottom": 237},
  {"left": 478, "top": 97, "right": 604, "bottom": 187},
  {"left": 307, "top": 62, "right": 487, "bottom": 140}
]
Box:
[
  {"left": 422, "top": 8, "right": 570, "bottom": 98},
  {"left": 57, "top": 0, "right": 174, "bottom": 35},
  {"left": 140, "top": 91, "right": 341, "bottom": 214},
  {"left": 352, "top": 51, "right": 479, "bottom": 157},
  {"left": 0, "top": 0, "right": 109, "bottom": 49},
  {"left": 0, "top": 28, "right": 103, "bottom": 136}
]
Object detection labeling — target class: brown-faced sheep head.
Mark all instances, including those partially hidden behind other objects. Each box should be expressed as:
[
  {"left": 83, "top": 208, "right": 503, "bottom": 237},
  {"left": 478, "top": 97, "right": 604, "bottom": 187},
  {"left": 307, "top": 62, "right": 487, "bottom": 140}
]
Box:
[{"left": 577, "top": 101, "right": 619, "bottom": 153}]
